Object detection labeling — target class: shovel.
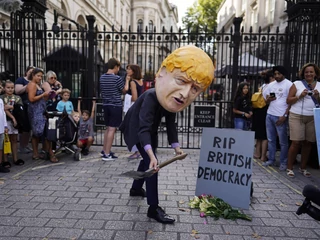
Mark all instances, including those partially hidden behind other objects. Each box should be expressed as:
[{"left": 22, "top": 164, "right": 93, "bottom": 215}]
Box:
[{"left": 119, "top": 153, "right": 188, "bottom": 180}]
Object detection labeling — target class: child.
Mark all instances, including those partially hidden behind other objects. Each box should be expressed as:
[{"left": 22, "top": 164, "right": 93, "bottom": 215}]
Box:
[
  {"left": 71, "top": 111, "right": 80, "bottom": 124},
  {"left": 77, "top": 97, "right": 96, "bottom": 155},
  {"left": 232, "top": 82, "right": 253, "bottom": 130},
  {"left": 56, "top": 88, "right": 74, "bottom": 114},
  {"left": 0, "top": 97, "right": 9, "bottom": 173},
  {"left": 119, "top": 45, "right": 215, "bottom": 224},
  {"left": 0, "top": 81, "right": 25, "bottom": 167}
]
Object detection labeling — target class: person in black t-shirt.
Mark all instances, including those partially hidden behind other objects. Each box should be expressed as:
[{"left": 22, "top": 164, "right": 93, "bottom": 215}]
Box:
[{"left": 233, "top": 82, "right": 253, "bottom": 130}]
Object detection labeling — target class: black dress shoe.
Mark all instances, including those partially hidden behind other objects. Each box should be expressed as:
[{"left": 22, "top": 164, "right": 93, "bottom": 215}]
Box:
[
  {"left": 0, "top": 165, "right": 10, "bottom": 173},
  {"left": 129, "top": 188, "right": 146, "bottom": 197},
  {"left": 296, "top": 199, "right": 311, "bottom": 215},
  {"left": 147, "top": 206, "right": 175, "bottom": 224}
]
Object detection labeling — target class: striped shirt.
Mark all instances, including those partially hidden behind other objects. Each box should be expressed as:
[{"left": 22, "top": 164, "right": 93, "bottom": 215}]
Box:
[{"left": 99, "top": 73, "right": 124, "bottom": 106}]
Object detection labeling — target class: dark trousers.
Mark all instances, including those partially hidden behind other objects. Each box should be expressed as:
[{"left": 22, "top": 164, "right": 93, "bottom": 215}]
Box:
[
  {"left": 303, "top": 185, "right": 320, "bottom": 206},
  {"left": 131, "top": 143, "right": 158, "bottom": 206}
]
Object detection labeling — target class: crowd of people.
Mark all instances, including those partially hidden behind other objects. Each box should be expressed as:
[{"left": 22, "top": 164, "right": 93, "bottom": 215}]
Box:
[
  {"left": 1, "top": 47, "right": 320, "bottom": 224},
  {"left": 0, "top": 67, "right": 96, "bottom": 172},
  {"left": 233, "top": 64, "right": 320, "bottom": 177}
]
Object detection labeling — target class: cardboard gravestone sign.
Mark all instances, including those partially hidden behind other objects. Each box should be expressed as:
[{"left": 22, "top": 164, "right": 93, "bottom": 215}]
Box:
[
  {"left": 195, "top": 128, "right": 254, "bottom": 209},
  {"left": 194, "top": 105, "right": 215, "bottom": 127},
  {"left": 313, "top": 108, "right": 320, "bottom": 166},
  {"left": 95, "top": 103, "right": 105, "bottom": 126}
]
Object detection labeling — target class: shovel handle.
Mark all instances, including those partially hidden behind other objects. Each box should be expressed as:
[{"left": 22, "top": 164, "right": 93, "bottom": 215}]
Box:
[{"left": 145, "top": 153, "right": 188, "bottom": 173}]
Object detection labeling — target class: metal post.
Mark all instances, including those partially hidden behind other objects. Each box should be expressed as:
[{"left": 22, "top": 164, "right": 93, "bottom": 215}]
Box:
[
  {"left": 86, "top": 15, "right": 96, "bottom": 98},
  {"left": 231, "top": 17, "right": 242, "bottom": 99}
]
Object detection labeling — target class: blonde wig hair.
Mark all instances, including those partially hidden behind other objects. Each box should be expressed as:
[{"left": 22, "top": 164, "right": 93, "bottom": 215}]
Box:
[{"left": 156, "top": 45, "right": 215, "bottom": 89}]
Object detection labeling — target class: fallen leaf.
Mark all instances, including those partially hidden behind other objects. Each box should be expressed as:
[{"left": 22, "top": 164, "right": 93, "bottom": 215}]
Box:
[
  {"left": 252, "top": 232, "right": 261, "bottom": 239},
  {"left": 263, "top": 189, "right": 273, "bottom": 193},
  {"left": 296, "top": 202, "right": 302, "bottom": 206},
  {"left": 178, "top": 208, "right": 191, "bottom": 212},
  {"left": 191, "top": 230, "right": 198, "bottom": 234},
  {"left": 226, "top": 232, "right": 230, "bottom": 235},
  {"left": 279, "top": 203, "right": 287, "bottom": 207},
  {"left": 58, "top": 177, "right": 64, "bottom": 180},
  {"left": 0, "top": 181, "right": 4, "bottom": 185},
  {"left": 163, "top": 192, "right": 169, "bottom": 195},
  {"left": 147, "top": 230, "right": 153, "bottom": 234},
  {"left": 179, "top": 200, "right": 185, "bottom": 204}
]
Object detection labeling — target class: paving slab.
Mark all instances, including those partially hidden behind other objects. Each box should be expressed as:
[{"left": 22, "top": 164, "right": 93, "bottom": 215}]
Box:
[{"left": 0, "top": 146, "right": 320, "bottom": 239}]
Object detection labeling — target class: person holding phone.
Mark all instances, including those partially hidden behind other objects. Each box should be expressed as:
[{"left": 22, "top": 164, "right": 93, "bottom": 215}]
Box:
[
  {"left": 262, "top": 66, "right": 292, "bottom": 171},
  {"left": 42, "top": 70, "right": 62, "bottom": 111}
]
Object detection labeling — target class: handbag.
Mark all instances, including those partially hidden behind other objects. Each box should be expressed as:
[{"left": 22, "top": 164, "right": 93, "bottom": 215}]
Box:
[
  {"left": 123, "top": 93, "right": 133, "bottom": 113},
  {"left": 251, "top": 86, "right": 266, "bottom": 108},
  {"left": 3, "top": 134, "right": 11, "bottom": 154}
]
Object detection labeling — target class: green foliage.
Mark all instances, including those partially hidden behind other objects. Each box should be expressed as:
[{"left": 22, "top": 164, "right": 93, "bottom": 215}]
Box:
[
  {"left": 182, "top": 0, "right": 223, "bottom": 32},
  {"left": 189, "top": 194, "right": 252, "bottom": 221},
  {"left": 0, "top": 0, "right": 23, "bottom": 12}
]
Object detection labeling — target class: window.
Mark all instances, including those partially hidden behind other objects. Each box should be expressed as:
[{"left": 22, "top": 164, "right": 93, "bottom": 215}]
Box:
[
  {"left": 265, "top": 0, "right": 275, "bottom": 24},
  {"left": 137, "top": 19, "right": 143, "bottom": 32},
  {"left": 114, "top": 0, "right": 117, "bottom": 20},
  {"left": 242, "top": 0, "right": 246, "bottom": 12},
  {"left": 265, "top": 0, "right": 269, "bottom": 17},
  {"left": 148, "top": 20, "right": 153, "bottom": 33},
  {"left": 251, "top": 7, "right": 258, "bottom": 31},
  {"left": 148, "top": 55, "right": 153, "bottom": 71},
  {"left": 268, "top": 0, "right": 275, "bottom": 24},
  {"left": 137, "top": 55, "right": 142, "bottom": 68}
]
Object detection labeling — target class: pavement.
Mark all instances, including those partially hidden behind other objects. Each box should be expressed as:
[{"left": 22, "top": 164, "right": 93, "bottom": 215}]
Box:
[{"left": 0, "top": 146, "right": 320, "bottom": 240}]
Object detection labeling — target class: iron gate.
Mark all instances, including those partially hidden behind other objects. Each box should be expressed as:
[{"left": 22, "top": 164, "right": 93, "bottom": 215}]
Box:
[{"left": 0, "top": 0, "right": 319, "bottom": 148}]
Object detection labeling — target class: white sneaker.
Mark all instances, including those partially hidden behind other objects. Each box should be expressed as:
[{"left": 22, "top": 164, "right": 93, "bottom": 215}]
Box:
[{"left": 102, "top": 154, "right": 115, "bottom": 161}]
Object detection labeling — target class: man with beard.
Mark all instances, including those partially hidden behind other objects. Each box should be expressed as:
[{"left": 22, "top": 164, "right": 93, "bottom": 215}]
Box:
[
  {"left": 262, "top": 66, "right": 292, "bottom": 171},
  {"left": 119, "top": 45, "right": 215, "bottom": 224}
]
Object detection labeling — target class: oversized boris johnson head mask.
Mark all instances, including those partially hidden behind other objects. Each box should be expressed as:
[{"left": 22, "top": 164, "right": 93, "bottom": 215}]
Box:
[{"left": 155, "top": 45, "right": 215, "bottom": 113}]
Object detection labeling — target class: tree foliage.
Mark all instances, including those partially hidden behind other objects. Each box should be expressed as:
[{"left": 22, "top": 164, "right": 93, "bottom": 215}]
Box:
[
  {"left": 0, "top": 0, "right": 23, "bottom": 12},
  {"left": 182, "top": 0, "right": 223, "bottom": 32}
]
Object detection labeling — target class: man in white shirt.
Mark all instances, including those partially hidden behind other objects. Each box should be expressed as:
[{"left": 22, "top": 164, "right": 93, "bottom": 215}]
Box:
[{"left": 262, "top": 66, "right": 292, "bottom": 171}]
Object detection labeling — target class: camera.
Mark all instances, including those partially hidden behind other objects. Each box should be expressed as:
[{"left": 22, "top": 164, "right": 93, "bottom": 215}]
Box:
[
  {"left": 270, "top": 92, "right": 275, "bottom": 98},
  {"left": 307, "top": 90, "right": 313, "bottom": 96}
]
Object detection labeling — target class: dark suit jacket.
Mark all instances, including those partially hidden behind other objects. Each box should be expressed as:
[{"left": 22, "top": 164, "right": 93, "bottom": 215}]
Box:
[{"left": 119, "top": 88, "right": 178, "bottom": 151}]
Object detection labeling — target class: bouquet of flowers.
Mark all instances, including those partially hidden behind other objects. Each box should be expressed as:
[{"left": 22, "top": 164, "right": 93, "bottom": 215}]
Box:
[{"left": 189, "top": 194, "right": 252, "bottom": 221}]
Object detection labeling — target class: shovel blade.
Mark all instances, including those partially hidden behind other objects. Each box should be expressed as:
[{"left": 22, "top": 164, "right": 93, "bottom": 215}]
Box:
[{"left": 119, "top": 169, "right": 155, "bottom": 180}]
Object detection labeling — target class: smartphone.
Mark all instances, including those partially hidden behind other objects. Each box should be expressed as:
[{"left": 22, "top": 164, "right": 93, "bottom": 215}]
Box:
[
  {"left": 49, "top": 91, "right": 56, "bottom": 99},
  {"left": 270, "top": 92, "right": 275, "bottom": 98}
]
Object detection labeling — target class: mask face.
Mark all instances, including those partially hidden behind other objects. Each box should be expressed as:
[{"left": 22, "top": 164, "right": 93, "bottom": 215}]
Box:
[{"left": 155, "top": 68, "right": 204, "bottom": 113}]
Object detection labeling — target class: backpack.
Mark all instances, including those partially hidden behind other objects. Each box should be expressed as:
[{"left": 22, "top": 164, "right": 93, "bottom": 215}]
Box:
[{"left": 251, "top": 85, "right": 266, "bottom": 109}]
